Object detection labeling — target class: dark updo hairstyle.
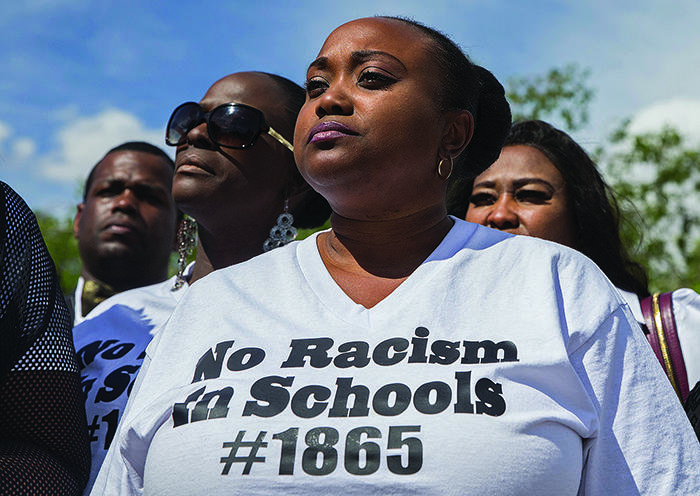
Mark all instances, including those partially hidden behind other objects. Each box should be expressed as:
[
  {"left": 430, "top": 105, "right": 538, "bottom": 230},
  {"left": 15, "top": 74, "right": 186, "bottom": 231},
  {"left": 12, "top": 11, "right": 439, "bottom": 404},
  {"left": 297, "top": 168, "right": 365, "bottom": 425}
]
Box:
[
  {"left": 448, "top": 119, "right": 650, "bottom": 298},
  {"left": 259, "top": 72, "right": 331, "bottom": 229},
  {"left": 381, "top": 16, "right": 512, "bottom": 179}
]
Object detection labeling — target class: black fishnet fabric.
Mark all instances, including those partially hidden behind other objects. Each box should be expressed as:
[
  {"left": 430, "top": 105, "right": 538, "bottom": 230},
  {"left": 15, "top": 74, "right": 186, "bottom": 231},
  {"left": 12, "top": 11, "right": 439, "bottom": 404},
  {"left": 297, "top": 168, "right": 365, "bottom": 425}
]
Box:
[
  {"left": 0, "top": 372, "right": 90, "bottom": 494},
  {"left": 685, "top": 381, "right": 700, "bottom": 442},
  {"left": 0, "top": 182, "right": 90, "bottom": 495}
]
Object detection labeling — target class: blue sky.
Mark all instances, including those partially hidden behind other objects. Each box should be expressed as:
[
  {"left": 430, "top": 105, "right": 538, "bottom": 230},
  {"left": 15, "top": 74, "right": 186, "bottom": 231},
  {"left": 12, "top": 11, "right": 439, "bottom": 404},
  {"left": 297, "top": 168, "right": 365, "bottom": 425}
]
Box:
[{"left": 2, "top": 0, "right": 699, "bottom": 215}]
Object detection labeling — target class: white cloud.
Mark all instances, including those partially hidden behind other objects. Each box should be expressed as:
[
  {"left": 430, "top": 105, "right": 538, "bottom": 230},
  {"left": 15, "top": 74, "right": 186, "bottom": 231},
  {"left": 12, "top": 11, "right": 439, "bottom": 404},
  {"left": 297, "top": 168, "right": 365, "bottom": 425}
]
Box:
[
  {"left": 39, "top": 108, "right": 165, "bottom": 182},
  {"left": 627, "top": 99, "right": 700, "bottom": 145},
  {"left": 0, "top": 122, "right": 10, "bottom": 142},
  {"left": 12, "top": 138, "right": 36, "bottom": 161},
  {"left": 0, "top": 122, "right": 33, "bottom": 171}
]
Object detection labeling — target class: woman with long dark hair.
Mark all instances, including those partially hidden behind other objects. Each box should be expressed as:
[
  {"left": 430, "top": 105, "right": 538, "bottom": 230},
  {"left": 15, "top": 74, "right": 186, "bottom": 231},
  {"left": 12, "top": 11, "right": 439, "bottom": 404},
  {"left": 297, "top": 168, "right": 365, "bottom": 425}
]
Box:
[
  {"left": 449, "top": 119, "right": 649, "bottom": 297},
  {"left": 453, "top": 119, "right": 699, "bottom": 436}
]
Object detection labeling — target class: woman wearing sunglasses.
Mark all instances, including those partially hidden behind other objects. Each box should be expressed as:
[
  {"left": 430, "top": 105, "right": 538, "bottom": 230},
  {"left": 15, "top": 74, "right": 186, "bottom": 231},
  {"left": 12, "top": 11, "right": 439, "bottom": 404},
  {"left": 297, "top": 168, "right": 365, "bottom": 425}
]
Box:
[
  {"left": 168, "top": 71, "right": 330, "bottom": 285},
  {"left": 76, "top": 71, "right": 330, "bottom": 493},
  {"left": 93, "top": 18, "right": 699, "bottom": 495}
]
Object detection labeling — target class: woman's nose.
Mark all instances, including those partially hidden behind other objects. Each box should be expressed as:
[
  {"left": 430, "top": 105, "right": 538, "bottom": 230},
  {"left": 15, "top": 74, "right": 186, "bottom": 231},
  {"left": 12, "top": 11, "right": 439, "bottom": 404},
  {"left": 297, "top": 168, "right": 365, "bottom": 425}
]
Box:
[
  {"left": 315, "top": 82, "right": 353, "bottom": 118},
  {"left": 486, "top": 196, "right": 519, "bottom": 230}
]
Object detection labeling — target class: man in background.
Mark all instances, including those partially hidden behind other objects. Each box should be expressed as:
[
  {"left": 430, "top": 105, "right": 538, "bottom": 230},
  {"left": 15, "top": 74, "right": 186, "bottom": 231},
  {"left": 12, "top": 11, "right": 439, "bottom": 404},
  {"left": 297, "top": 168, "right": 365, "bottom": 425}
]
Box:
[{"left": 68, "top": 141, "right": 178, "bottom": 324}]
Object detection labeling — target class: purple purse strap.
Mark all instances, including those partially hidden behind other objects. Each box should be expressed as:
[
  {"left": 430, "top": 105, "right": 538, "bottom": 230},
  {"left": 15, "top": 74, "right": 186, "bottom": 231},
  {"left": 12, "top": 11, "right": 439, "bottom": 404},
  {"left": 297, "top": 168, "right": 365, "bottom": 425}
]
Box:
[
  {"left": 640, "top": 296, "right": 663, "bottom": 364},
  {"left": 658, "top": 292, "right": 690, "bottom": 402},
  {"left": 640, "top": 292, "right": 689, "bottom": 402}
]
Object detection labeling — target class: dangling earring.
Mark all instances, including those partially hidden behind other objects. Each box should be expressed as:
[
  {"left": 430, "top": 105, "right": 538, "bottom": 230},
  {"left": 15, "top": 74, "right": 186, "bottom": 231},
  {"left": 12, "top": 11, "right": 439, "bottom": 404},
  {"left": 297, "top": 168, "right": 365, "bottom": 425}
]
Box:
[
  {"left": 172, "top": 215, "right": 197, "bottom": 290},
  {"left": 263, "top": 199, "right": 297, "bottom": 252},
  {"left": 437, "top": 156, "right": 454, "bottom": 180}
]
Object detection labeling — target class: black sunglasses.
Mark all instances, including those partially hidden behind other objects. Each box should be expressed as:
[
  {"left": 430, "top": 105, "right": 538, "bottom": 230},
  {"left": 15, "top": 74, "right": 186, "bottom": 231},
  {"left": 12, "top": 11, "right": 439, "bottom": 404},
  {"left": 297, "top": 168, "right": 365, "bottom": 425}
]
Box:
[{"left": 165, "top": 102, "right": 294, "bottom": 152}]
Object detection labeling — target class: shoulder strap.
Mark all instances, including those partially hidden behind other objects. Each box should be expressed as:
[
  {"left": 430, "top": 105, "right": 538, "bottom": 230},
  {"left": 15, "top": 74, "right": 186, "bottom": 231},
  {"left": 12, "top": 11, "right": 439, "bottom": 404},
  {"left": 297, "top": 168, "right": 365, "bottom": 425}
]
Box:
[
  {"left": 640, "top": 292, "right": 689, "bottom": 402},
  {"left": 658, "top": 292, "right": 690, "bottom": 402},
  {"left": 640, "top": 295, "right": 663, "bottom": 363}
]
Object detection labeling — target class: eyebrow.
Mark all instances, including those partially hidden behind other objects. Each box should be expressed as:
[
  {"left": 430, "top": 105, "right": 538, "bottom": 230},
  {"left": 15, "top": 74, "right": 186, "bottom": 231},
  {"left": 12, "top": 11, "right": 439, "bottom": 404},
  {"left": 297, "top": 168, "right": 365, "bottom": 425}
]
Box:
[
  {"left": 350, "top": 50, "right": 407, "bottom": 69},
  {"left": 93, "top": 178, "right": 169, "bottom": 194},
  {"left": 307, "top": 56, "right": 328, "bottom": 72},
  {"left": 473, "top": 178, "right": 555, "bottom": 190},
  {"left": 307, "top": 50, "right": 407, "bottom": 73}
]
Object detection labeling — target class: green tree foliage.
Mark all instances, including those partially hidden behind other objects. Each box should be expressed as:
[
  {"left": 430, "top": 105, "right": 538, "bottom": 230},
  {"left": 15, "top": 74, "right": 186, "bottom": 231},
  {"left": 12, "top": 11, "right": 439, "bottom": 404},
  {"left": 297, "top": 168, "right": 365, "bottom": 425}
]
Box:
[
  {"left": 601, "top": 122, "right": 700, "bottom": 292},
  {"left": 507, "top": 63, "right": 594, "bottom": 132},
  {"left": 36, "top": 211, "right": 81, "bottom": 293},
  {"left": 506, "top": 64, "right": 699, "bottom": 292},
  {"left": 297, "top": 218, "right": 331, "bottom": 240}
]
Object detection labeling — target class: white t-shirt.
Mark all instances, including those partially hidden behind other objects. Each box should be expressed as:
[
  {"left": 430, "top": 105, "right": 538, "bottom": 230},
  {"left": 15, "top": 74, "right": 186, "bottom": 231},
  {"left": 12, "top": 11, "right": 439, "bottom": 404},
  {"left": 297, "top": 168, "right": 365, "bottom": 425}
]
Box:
[
  {"left": 74, "top": 272, "right": 189, "bottom": 494},
  {"left": 93, "top": 220, "right": 700, "bottom": 495},
  {"left": 617, "top": 288, "right": 700, "bottom": 388}
]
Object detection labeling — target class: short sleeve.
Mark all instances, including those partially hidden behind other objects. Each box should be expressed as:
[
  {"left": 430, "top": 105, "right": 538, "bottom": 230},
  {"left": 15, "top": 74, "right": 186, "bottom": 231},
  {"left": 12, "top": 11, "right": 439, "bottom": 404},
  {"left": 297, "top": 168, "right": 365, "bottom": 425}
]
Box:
[{"left": 571, "top": 305, "right": 700, "bottom": 493}]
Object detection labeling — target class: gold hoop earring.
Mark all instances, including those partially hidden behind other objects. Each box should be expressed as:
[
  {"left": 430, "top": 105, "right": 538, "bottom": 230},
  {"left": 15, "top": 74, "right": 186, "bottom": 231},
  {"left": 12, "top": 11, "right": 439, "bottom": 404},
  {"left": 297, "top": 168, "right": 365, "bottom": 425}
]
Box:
[{"left": 437, "top": 156, "right": 454, "bottom": 180}]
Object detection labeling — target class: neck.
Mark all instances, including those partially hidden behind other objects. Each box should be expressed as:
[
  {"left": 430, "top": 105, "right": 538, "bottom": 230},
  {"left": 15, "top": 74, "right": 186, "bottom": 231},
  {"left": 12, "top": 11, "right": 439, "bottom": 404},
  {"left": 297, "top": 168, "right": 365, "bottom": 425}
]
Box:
[
  {"left": 80, "top": 268, "right": 165, "bottom": 293},
  {"left": 322, "top": 205, "right": 453, "bottom": 278},
  {"left": 188, "top": 222, "right": 268, "bottom": 284}
]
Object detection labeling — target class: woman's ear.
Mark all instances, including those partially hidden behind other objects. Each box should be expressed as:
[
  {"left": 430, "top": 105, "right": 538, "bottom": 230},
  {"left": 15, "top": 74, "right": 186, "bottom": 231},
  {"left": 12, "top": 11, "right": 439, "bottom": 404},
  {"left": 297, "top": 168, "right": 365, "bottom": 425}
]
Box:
[{"left": 440, "top": 110, "right": 474, "bottom": 159}]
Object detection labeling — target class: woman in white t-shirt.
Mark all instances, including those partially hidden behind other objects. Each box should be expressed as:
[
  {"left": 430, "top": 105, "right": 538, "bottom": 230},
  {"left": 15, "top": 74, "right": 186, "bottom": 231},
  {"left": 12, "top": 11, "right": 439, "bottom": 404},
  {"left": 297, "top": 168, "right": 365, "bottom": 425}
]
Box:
[
  {"left": 93, "top": 18, "right": 700, "bottom": 495},
  {"left": 455, "top": 119, "right": 700, "bottom": 436}
]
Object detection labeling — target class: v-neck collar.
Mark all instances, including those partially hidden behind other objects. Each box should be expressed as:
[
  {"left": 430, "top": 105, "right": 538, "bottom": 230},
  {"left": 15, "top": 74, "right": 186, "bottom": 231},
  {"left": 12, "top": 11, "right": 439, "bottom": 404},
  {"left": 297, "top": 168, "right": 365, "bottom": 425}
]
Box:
[{"left": 296, "top": 217, "right": 477, "bottom": 327}]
